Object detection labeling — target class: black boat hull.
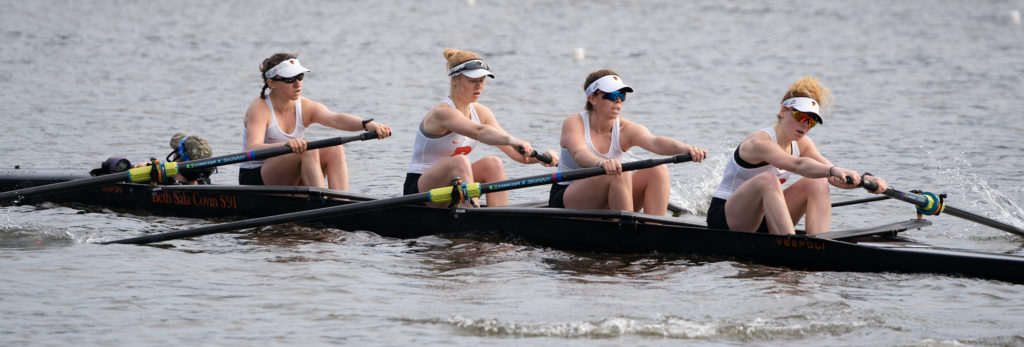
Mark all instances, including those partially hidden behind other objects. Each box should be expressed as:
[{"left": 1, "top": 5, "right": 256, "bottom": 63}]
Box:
[{"left": 2, "top": 170, "right": 1022, "bottom": 284}]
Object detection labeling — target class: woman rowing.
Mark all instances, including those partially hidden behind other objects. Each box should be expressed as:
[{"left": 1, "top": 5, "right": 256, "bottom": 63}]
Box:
[
  {"left": 239, "top": 53, "right": 392, "bottom": 190},
  {"left": 404, "top": 48, "right": 558, "bottom": 207},
  {"left": 548, "top": 70, "right": 707, "bottom": 215},
  {"left": 706, "top": 76, "right": 887, "bottom": 235}
]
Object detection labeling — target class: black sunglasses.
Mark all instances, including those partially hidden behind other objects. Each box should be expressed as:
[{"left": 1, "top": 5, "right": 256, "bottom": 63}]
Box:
[{"left": 271, "top": 73, "right": 304, "bottom": 83}]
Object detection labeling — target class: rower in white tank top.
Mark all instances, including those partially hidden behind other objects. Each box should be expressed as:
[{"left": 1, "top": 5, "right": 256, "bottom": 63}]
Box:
[
  {"left": 407, "top": 96, "right": 481, "bottom": 174},
  {"left": 240, "top": 97, "right": 305, "bottom": 169},
  {"left": 555, "top": 110, "right": 624, "bottom": 185},
  {"left": 712, "top": 126, "right": 799, "bottom": 200}
]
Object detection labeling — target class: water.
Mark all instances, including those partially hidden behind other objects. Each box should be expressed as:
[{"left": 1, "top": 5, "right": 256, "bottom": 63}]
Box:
[{"left": 3, "top": 0, "right": 1024, "bottom": 345}]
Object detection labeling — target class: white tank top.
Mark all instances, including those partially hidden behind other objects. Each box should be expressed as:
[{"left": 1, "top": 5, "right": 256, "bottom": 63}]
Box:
[
  {"left": 712, "top": 127, "right": 799, "bottom": 200},
  {"left": 240, "top": 96, "right": 305, "bottom": 169},
  {"left": 556, "top": 111, "right": 624, "bottom": 185},
  {"left": 406, "top": 97, "right": 481, "bottom": 174}
]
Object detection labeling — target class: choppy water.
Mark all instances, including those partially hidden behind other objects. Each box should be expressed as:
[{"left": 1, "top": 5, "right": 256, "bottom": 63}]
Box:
[{"left": 2, "top": 0, "right": 1024, "bottom": 345}]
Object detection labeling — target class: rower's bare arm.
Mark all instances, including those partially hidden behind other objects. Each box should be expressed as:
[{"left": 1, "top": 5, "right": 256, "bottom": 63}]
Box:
[
  {"left": 433, "top": 106, "right": 522, "bottom": 150},
  {"left": 307, "top": 102, "right": 392, "bottom": 139},
  {"left": 307, "top": 102, "right": 363, "bottom": 131},
  {"left": 796, "top": 137, "right": 869, "bottom": 188},
  {"left": 243, "top": 99, "right": 279, "bottom": 151},
  {"left": 560, "top": 114, "right": 606, "bottom": 168},
  {"left": 748, "top": 136, "right": 825, "bottom": 178},
  {"left": 752, "top": 136, "right": 860, "bottom": 184},
  {"left": 623, "top": 122, "right": 706, "bottom": 162}
]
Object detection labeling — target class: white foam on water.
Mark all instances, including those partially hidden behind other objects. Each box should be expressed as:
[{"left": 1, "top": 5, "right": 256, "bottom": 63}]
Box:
[{"left": 931, "top": 152, "right": 1024, "bottom": 230}]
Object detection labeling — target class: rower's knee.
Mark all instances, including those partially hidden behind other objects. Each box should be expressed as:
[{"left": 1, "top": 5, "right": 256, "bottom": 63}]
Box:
[
  {"left": 301, "top": 148, "right": 322, "bottom": 162},
  {"left": 640, "top": 165, "right": 669, "bottom": 184},
  {"left": 807, "top": 177, "right": 829, "bottom": 195},
  {"left": 473, "top": 156, "right": 505, "bottom": 181},
  {"left": 477, "top": 156, "right": 504, "bottom": 171},
  {"left": 327, "top": 145, "right": 345, "bottom": 159},
  {"left": 450, "top": 155, "right": 474, "bottom": 178},
  {"left": 317, "top": 146, "right": 345, "bottom": 164},
  {"left": 750, "top": 172, "right": 783, "bottom": 192}
]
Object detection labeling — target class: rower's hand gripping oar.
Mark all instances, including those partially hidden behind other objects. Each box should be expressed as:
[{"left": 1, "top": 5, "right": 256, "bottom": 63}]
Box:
[
  {"left": 0, "top": 132, "right": 380, "bottom": 202},
  {"left": 516, "top": 147, "right": 554, "bottom": 164},
  {"left": 859, "top": 175, "right": 1024, "bottom": 237},
  {"left": 103, "top": 154, "right": 693, "bottom": 245}
]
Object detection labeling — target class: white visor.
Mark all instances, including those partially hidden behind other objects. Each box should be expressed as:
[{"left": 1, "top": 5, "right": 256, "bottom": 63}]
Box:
[
  {"left": 781, "top": 97, "right": 823, "bottom": 124},
  {"left": 586, "top": 75, "right": 633, "bottom": 96},
  {"left": 448, "top": 59, "right": 495, "bottom": 79},
  {"left": 264, "top": 58, "right": 311, "bottom": 79}
]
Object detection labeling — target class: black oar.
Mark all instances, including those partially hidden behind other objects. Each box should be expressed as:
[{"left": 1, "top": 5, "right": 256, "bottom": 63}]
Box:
[
  {"left": 104, "top": 154, "right": 694, "bottom": 245},
  {"left": 832, "top": 195, "right": 890, "bottom": 208},
  {"left": 518, "top": 148, "right": 553, "bottom": 164},
  {"left": 0, "top": 132, "right": 379, "bottom": 202},
  {"left": 860, "top": 179, "right": 1024, "bottom": 237}
]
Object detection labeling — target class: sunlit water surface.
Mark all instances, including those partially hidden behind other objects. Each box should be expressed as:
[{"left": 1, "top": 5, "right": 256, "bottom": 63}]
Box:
[{"left": 2, "top": 0, "right": 1023, "bottom": 345}]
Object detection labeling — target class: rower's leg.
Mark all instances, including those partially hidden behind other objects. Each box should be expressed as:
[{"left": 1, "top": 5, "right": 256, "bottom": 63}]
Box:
[
  {"left": 724, "top": 172, "right": 794, "bottom": 234},
  {"left": 298, "top": 149, "right": 325, "bottom": 188},
  {"left": 783, "top": 177, "right": 831, "bottom": 234},
  {"left": 471, "top": 156, "right": 507, "bottom": 207},
  {"left": 418, "top": 155, "right": 474, "bottom": 207},
  {"left": 319, "top": 145, "right": 348, "bottom": 191},
  {"left": 563, "top": 174, "right": 632, "bottom": 211},
  {"left": 260, "top": 153, "right": 304, "bottom": 186},
  {"left": 631, "top": 165, "right": 670, "bottom": 215}
]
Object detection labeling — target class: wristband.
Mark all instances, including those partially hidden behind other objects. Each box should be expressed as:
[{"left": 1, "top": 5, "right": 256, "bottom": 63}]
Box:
[
  {"left": 829, "top": 166, "right": 836, "bottom": 177},
  {"left": 361, "top": 118, "right": 374, "bottom": 130}
]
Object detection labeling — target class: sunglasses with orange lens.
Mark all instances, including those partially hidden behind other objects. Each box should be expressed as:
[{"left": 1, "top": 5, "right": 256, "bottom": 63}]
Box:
[{"left": 791, "top": 110, "right": 818, "bottom": 128}]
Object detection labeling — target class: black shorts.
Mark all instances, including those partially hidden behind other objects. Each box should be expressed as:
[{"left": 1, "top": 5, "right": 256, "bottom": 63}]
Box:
[
  {"left": 548, "top": 183, "right": 568, "bottom": 208},
  {"left": 706, "top": 197, "right": 769, "bottom": 233},
  {"left": 238, "top": 167, "right": 265, "bottom": 186},
  {"left": 403, "top": 173, "right": 422, "bottom": 195}
]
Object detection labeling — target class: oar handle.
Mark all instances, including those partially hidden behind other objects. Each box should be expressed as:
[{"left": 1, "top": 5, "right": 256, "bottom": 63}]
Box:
[
  {"left": 516, "top": 147, "right": 553, "bottom": 164},
  {"left": 531, "top": 151, "right": 553, "bottom": 164},
  {"left": 859, "top": 177, "right": 880, "bottom": 192}
]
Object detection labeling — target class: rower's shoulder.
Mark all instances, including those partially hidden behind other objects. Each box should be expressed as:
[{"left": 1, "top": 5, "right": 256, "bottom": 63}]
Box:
[
  {"left": 246, "top": 97, "right": 267, "bottom": 109},
  {"left": 562, "top": 112, "right": 583, "bottom": 122},
  {"left": 737, "top": 131, "right": 773, "bottom": 152},
  {"left": 745, "top": 130, "right": 772, "bottom": 142},
  {"left": 427, "top": 102, "right": 460, "bottom": 120},
  {"left": 245, "top": 97, "right": 270, "bottom": 118}
]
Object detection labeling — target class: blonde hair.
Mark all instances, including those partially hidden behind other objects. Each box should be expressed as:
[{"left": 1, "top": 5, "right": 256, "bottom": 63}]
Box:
[
  {"left": 583, "top": 69, "right": 619, "bottom": 111},
  {"left": 781, "top": 76, "right": 832, "bottom": 112},
  {"left": 443, "top": 48, "right": 482, "bottom": 72}
]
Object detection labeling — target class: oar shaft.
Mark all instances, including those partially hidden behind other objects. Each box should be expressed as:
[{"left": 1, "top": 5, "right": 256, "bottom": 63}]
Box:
[
  {"left": 832, "top": 196, "right": 890, "bottom": 208},
  {"left": 477, "top": 154, "right": 692, "bottom": 195},
  {"left": 861, "top": 180, "right": 1024, "bottom": 237},
  {"left": 104, "top": 154, "right": 693, "bottom": 245},
  {"left": 104, "top": 193, "right": 428, "bottom": 245},
  {"left": 0, "top": 132, "right": 378, "bottom": 202},
  {"left": 942, "top": 205, "right": 1024, "bottom": 237},
  {"left": 175, "top": 132, "right": 377, "bottom": 175}
]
